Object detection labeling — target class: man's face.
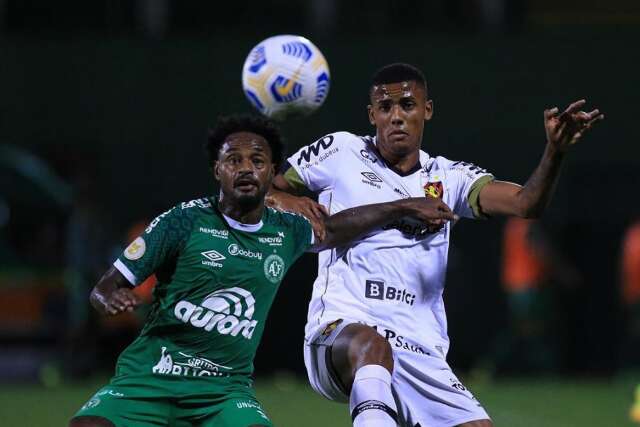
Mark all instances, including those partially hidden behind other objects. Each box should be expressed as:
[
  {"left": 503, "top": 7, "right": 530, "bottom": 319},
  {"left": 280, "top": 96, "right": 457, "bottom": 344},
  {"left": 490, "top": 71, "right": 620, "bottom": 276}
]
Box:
[
  {"left": 367, "top": 81, "right": 433, "bottom": 159},
  {"left": 214, "top": 131, "right": 274, "bottom": 206}
]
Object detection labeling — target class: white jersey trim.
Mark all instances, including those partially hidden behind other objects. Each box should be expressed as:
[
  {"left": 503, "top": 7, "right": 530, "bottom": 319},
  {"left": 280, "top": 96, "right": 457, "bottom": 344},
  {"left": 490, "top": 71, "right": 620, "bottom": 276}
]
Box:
[
  {"left": 114, "top": 259, "right": 138, "bottom": 286},
  {"left": 222, "top": 213, "right": 263, "bottom": 232}
]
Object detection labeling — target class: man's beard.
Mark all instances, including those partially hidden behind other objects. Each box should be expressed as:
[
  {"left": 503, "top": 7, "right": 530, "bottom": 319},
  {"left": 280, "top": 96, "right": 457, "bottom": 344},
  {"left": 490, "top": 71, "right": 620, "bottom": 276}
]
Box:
[{"left": 234, "top": 187, "right": 266, "bottom": 209}]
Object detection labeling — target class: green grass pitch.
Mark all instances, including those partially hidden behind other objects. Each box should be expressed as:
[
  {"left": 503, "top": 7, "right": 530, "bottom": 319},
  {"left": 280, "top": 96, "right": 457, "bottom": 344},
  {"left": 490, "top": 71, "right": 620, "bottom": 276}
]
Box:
[{"left": 0, "top": 374, "right": 636, "bottom": 426}]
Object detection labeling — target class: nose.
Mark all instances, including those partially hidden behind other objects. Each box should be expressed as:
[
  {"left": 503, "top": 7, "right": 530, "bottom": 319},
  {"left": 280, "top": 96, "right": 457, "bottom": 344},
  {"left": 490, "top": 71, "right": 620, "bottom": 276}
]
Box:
[
  {"left": 238, "top": 157, "right": 254, "bottom": 173},
  {"left": 390, "top": 104, "right": 404, "bottom": 126}
]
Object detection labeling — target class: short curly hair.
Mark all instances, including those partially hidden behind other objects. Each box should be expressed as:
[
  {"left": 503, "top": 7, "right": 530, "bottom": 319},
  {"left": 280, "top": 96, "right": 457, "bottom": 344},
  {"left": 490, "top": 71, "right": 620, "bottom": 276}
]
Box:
[{"left": 205, "top": 114, "right": 284, "bottom": 169}]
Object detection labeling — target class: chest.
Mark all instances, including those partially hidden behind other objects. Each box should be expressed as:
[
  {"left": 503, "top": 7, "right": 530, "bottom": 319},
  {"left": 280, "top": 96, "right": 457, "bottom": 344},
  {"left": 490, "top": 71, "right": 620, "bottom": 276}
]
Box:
[
  {"left": 178, "top": 220, "right": 294, "bottom": 290},
  {"left": 329, "top": 155, "right": 452, "bottom": 210}
]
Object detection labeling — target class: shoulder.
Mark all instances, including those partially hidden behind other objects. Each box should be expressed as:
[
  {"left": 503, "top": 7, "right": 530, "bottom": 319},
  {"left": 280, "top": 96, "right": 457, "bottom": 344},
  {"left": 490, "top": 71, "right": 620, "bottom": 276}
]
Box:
[
  {"left": 425, "top": 155, "right": 489, "bottom": 179},
  {"left": 146, "top": 197, "right": 212, "bottom": 231},
  {"left": 291, "top": 131, "right": 367, "bottom": 165},
  {"left": 264, "top": 206, "right": 312, "bottom": 230}
]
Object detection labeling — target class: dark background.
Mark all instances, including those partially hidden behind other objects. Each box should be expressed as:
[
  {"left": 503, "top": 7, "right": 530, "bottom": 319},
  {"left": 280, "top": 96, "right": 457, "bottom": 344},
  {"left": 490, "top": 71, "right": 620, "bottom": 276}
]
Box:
[{"left": 1, "top": 0, "right": 639, "bottom": 381}]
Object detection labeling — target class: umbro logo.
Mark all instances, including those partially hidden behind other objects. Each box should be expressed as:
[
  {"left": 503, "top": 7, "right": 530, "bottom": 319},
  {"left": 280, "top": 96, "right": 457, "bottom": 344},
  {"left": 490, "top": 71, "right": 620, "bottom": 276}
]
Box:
[
  {"left": 201, "top": 250, "right": 225, "bottom": 267},
  {"left": 361, "top": 171, "right": 382, "bottom": 189},
  {"left": 361, "top": 171, "right": 382, "bottom": 182}
]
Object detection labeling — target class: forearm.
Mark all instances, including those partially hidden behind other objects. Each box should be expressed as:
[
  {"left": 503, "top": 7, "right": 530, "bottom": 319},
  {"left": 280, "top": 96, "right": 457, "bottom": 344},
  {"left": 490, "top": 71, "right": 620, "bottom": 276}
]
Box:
[
  {"left": 516, "top": 143, "right": 566, "bottom": 217},
  {"left": 89, "top": 267, "right": 129, "bottom": 315},
  {"left": 317, "top": 201, "right": 408, "bottom": 250}
]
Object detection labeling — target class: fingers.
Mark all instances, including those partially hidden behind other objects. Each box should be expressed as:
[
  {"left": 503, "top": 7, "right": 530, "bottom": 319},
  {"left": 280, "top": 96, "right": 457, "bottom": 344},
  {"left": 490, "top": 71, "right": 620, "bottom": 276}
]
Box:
[
  {"left": 106, "top": 289, "right": 139, "bottom": 315},
  {"left": 544, "top": 107, "right": 559, "bottom": 120},
  {"left": 309, "top": 201, "right": 329, "bottom": 219},
  {"left": 558, "top": 99, "right": 587, "bottom": 121}
]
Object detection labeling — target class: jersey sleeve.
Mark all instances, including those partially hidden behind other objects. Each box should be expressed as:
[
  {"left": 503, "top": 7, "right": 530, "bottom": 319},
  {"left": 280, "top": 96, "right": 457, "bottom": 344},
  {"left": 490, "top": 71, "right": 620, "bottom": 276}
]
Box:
[
  {"left": 114, "top": 205, "right": 193, "bottom": 286},
  {"left": 283, "top": 132, "right": 348, "bottom": 192},
  {"left": 291, "top": 213, "right": 314, "bottom": 257},
  {"left": 446, "top": 160, "right": 494, "bottom": 219}
]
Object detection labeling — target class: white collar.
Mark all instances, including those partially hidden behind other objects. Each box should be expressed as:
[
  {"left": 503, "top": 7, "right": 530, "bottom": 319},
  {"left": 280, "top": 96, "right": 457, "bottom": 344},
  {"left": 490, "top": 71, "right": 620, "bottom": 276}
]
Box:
[{"left": 222, "top": 213, "right": 263, "bottom": 232}]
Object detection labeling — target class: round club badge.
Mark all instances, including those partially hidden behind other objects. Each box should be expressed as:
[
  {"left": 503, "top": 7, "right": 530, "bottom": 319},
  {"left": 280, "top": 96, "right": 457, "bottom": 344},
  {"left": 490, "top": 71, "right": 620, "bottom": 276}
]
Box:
[
  {"left": 124, "top": 236, "right": 146, "bottom": 260},
  {"left": 263, "top": 254, "right": 285, "bottom": 284}
]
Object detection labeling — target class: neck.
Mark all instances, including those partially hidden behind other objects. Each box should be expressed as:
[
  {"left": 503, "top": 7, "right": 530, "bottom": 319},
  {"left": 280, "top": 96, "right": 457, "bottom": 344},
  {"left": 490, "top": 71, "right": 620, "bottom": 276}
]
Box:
[
  {"left": 378, "top": 146, "right": 420, "bottom": 174},
  {"left": 218, "top": 193, "right": 264, "bottom": 224}
]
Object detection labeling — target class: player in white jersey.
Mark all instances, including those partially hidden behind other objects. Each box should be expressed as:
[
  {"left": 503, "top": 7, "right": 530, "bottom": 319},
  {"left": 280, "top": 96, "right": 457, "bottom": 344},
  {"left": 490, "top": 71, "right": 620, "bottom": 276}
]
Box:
[{"left": 269, "top": 63, "right": 603, "bottom": 427}]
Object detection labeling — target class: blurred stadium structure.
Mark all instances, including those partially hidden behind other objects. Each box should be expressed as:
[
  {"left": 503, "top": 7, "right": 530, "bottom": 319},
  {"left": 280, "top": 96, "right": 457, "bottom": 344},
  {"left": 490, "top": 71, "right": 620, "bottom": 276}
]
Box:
[{"left": 1, "top": 1, "right": 639, "bottom": 424}]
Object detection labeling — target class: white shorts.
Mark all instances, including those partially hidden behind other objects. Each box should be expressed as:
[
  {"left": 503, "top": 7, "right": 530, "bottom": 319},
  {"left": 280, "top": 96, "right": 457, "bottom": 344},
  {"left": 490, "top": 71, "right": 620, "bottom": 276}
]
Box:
[{"left": 303, "top": 318, "right": 490, "bottom": 427}]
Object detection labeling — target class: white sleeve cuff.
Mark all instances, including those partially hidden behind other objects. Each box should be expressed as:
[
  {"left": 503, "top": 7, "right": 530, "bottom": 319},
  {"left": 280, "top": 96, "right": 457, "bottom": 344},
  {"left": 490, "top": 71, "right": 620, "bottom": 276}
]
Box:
[{"left": 114, "top": 259, "right": 138, "bottom": 286}]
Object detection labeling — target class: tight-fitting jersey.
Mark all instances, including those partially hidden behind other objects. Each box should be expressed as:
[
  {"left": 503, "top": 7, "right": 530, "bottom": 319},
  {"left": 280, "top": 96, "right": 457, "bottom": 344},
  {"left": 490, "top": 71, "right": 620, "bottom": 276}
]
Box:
[
  {"left": 113, "top": 196, "right": 313, "bottom": 379},
  {"left": 284, "top": 132, "right": 493, "bottom": 359}
]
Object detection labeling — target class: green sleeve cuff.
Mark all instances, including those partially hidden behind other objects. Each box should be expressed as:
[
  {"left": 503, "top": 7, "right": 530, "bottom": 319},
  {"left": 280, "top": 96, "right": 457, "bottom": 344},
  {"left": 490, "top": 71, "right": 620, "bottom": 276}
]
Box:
[
  {"left": 283, "top": 166, "right": 308, "bottom": 193},
  {"left": 468, "top": 175, "right": 494, "bottom": 219}
]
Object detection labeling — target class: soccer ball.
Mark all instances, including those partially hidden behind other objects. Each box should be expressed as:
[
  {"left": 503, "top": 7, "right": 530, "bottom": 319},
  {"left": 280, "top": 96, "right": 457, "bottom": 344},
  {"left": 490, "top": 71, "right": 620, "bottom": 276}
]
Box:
[{"left": 241, "top": 35, "right": 330, "bottom": 120}]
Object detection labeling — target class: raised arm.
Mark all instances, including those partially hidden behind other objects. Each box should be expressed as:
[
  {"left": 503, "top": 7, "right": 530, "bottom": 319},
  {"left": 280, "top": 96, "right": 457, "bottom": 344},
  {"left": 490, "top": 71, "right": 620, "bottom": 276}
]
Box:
[
  {"left": 312, "top": 196, "right": 456, "bottom": 251},
  {"left": 90, "top": 266, "right": 141, "bottom": 316},
  {"left": 478, "top": 100, "right": 604, "bottom": 218}
]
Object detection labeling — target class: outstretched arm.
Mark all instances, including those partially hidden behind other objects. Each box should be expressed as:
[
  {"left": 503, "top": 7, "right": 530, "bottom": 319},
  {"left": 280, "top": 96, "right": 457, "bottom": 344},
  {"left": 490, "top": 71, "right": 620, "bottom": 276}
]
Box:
[
  {"left": 478, "top": 100, "right": 604, "bottom": 218},
  {"left": 90, "top": 267, "right": 141, "bottom": 316},
  {"left": 312, "top": 197, "right": 457, "bottom": 251}
]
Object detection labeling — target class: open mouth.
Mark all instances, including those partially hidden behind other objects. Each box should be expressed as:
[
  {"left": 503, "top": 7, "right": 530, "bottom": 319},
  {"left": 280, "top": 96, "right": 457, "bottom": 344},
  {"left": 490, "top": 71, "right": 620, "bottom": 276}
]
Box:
[{"left": 234, "top": 178, "right": 258, "bottom": 191}]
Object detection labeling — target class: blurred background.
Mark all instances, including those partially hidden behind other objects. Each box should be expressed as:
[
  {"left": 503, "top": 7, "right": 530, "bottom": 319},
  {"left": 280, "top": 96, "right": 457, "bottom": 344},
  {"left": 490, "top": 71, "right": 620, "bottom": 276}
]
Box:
[{"left": 1, "top": 0, "right": 640, "bottom": 425}]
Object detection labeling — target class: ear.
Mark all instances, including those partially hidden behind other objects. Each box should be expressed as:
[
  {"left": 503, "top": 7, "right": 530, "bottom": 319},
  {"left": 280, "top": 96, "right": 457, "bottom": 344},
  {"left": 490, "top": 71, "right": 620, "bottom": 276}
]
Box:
[
  {"left": 213, "top": 161, "right": 220, "bottom": 181},
  {"left": 424, "top": 99, "right": 434, "bottom": 121},
  {"left": 367, "top": 104, "right": 375, "bottom": 126}
]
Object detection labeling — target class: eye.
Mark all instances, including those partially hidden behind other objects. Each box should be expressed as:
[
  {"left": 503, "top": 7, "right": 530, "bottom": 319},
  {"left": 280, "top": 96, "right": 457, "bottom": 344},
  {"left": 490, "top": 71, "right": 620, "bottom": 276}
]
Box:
[
  {"left": 378, "top": 102, "right": 391, "bottom": 112},
  {"left": 226, "top": 155, "right": 240, "bottom": 164},
  {"left": 402, "top": 100, "right": 416, "bottom": 110},
  {"left": 253, "top": 157, "right": 266, "bottom": 167}
]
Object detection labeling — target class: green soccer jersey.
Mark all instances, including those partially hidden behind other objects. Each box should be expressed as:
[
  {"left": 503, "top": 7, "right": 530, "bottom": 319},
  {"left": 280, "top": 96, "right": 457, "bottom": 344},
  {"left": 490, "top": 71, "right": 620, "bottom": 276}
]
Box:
[{"left": 113, "top": 196, "right": 313, "bottom": 380}]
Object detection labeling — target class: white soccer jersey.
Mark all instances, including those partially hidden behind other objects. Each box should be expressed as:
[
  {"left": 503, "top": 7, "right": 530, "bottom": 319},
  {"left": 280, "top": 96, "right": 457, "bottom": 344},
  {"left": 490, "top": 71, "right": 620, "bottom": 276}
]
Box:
[{"left": 286, "top": 132, "right": 493, "bottom": 359}]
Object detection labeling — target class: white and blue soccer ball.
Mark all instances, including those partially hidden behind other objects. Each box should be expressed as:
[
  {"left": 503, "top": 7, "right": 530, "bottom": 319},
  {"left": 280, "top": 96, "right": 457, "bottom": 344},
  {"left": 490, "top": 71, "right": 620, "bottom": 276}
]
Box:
[{"left": 242, "top": 35, "right": 330, "bottom": 120}]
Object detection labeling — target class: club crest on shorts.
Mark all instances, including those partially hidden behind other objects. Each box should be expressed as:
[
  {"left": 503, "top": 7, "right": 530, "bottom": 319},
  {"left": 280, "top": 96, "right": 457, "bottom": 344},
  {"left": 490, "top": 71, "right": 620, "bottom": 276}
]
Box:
[{"left": 423, "top": 181, "right": 443, "bottom": 199}]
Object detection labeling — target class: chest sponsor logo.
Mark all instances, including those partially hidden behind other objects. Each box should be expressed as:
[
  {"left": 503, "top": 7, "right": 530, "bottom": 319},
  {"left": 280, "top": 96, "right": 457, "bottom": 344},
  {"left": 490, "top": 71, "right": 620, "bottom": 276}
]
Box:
[
  {"left": 297, "top": 135, "right": 334, "bottom": 165},
  {"left": 264, "top": 254, "right": 285, "bottom": 283},
  {"left": 201, "top": 250, "right": 226, "bottom": 267},
  {"left": 174, "top": 287, "right": 258, "bottom": 339},
  {"left": 382, "top": 219, "right": 436, "bottom": 237},
  {"left": 374, "top": 326, "right": 430, "bottom": 356},
  {"left": 228, "top": 243, "right": 263, "bottom": 260},
  {"left": 199, "top": 227, "right": 229, "bottom": 239},
  {"left": 124, "top": 236, "right": 146, "bottom": 260},
  {"left": 152, "top": 346, "right": 232, "bottom": 377},
  {"left": 360, "top": 171, "right": 383, "bottom": 189},
  {"left": 259, "top": 231, "right": 285, "bottom": 246},
  {"left": 365, "top": 280, "right": 415, "bottom": 306}
]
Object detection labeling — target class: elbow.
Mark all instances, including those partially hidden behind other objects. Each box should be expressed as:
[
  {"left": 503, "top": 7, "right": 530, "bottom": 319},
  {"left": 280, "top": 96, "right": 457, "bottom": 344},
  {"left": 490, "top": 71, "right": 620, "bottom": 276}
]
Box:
[{"left": 518, "top": 203, "right": 544, "bottom": 219}]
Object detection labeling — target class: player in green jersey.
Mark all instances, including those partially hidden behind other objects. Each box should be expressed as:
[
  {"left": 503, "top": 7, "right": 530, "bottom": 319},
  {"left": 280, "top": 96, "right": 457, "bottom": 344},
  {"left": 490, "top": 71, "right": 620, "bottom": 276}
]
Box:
[{"left": 69, "top": 114, "right": 455, "bottom": 427}]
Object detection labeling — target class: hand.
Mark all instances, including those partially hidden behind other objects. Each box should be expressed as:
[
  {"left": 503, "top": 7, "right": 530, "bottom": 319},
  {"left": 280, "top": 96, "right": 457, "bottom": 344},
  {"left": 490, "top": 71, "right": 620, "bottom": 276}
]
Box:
[
  {"left": 103, "top": 288, "right": 141, "bottom": 316},
  {"left": 397, "top": 197, "right": 457, "bottom": 229},
  {"left": 266, "top": 191, "right": 329, "bottom": 240},
  {"left": 544, "top": 100, "right": 604, "bottom": 152}
]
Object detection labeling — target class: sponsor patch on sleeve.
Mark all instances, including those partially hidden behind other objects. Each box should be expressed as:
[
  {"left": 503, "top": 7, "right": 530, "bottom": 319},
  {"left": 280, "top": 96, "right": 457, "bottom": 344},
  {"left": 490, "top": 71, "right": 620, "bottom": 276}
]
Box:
[{"left": 124, "top": 236, "right": 146, "bottom": 260}]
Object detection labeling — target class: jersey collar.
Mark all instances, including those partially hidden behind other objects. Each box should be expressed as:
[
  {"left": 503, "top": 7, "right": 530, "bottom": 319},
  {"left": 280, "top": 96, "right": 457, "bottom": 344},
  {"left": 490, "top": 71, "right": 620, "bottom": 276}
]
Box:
[
  {"left": 211, "top": 196, "right": 264, "bottom": 232},
  {"left": 222, "top": 214, "right": 263, "bottom": 232},
  {"left": 369, "top": 136, "right": 431, "bottom": 177}
]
